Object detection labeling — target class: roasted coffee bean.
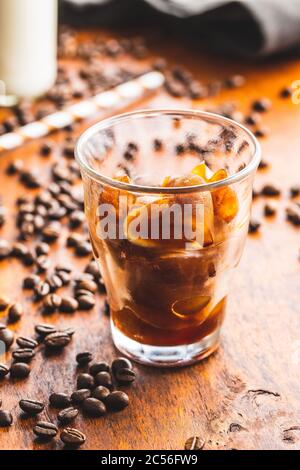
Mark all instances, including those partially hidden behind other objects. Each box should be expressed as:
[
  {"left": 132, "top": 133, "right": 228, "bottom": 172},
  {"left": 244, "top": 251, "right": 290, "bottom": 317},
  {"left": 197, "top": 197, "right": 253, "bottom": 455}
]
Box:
[
  {"left": 184, "top": 436, "right": 205, "bottom": 450},
  {"left": 19, "top": 399, "right": 45, "bottom": 415},
  {"left": 112, "top": 357, "right": 133, "bottom": 374},
  {"left": 10, "top": 362, "right": 30, "bottom": 379},
  {"left": 0, "top": 364, "right": 9, "bottom": 379},
  {"left": 252, "top": 98, "right": 272, "bottom": 112},
  {"left": 78, "top": 295, "right": 96, "bottom": 310},
  {"left": 40, "top": 142, "right": 53, "bottom": 157},
  {"left": 35, "top": 242, "right": 50, "bottom": 256},
  {"left": 286, "top": 205, "right": 300, "bottom": 226},
  {"left": 55, "top": 263, "right": 72, "bottom": 274},
  {"left": 279, "top": 86, "right": 292, "bottom": 99},
  {"left": 34, "top": 281, "right": 51, "bottom": 298},
  {"left": 0, "top": 325, "right": 14, "bottom": 350},
  {"left": 8, "top": 303, "right": 23, "bottom": 323},
  {"left": 56, "top": 270, "right": 71, "bottom": 286},
  {"left": 76, "top": 352, "right": 93, "bottom": 366},
  {"left": 33, "top": 421, "right": 58, "bottom": 439},
  {"left": 66, "top": 232, "right": 84, "bottom": 247},
  {"left": 245, "top": 112, "right": 261, "bottom": 126},
  {"left": 42, "top": 222, "right": 61, "bottom": 243},
  {"left": 49, "top": 393, "right": 71, "bottom": 409},
  {"left": 94, "top": 371, "right": 112, "bottom": 389},
  {"left": 60, "top": 427, "right": 86, "bottom": 447},
  {"left": 16, "top": 337, "right": 38, "bottom": 349},
  {"left": 290, "top": 186, "right": 300, "bottom": 198},
  {"left": 248, "top": 220, "right": 261, "bottom": 233},
  {"left": 71, "top": 389, "right": 91, "bottom": 404},
  {"left": 92, "top": 386, "right": 110, "bottom": 402},
  {"left": 23, "top": 274, "right": 40, "bottom": 289},
  {"left": 12, "top": 348, "right": 35, "bottom": 363},
  {"left": 74, "top": 289, "right": 93, "bottom": 299},
  {"left": 58, "top": 407, "right": 79, "bottom": 423},
  {"left": 69, "top": 210, "right": 85, "bottom": 228},
  {"left": 77, "top": 373, "right": 95, "bottom": 390},
  {"left": 0, "top": 239, "right": 11, "bottom": 259},
  {"left": 62, "top": 327, "right": 76, "bottom": 337},
  {"left": 43, "top": 294, "right": 62, "bottom": 313},
  {"left": 224, "top": 74, "right": 245, "bottom": 89},
  {"left": 75, "top": 279, "right": 98, "bottom": 293},
  {"left": 264, "top": 203, "right": 277, "bottom": 217},
  {"left": 20, "top": 170, "right": 41, "bottom": 189},
  {"left": 254, "top": 126, "right": 269, "bottom": 138},
  {"left": 89, "top": 362, "right": 110, "bottom": 376},
  {"left": 11, "top": 242, "right": 28, "bottom": 258},
  {"left": 44, "top": 331, "right": 71, "bottom": 349},
  {"left": 261, "top": 184, "right": 281, "bottom": 197},
  {"left": 36, "top": 255, "right": 51, "bottom": 273},
  {"left": 0, "top": 410, "right": 13, "bottom": 427},
  {"left": 75, "top": 241, "right": 92, "bottom": 257},
  {"left": 153, "top": 138, "right": 163, "bottom": 151},
  {"left": 84, "top": 260, "right": 100, "bottom": 279},
  {"left": 59, "top": 296, "right": 78, "bottom": 313},
  {"left": 258, "top": 159, "right": 269, "bottom": 170},
  {"left": 0, "top": 296, "right": 10, "bottom": 311},
  {"left": 35, "top": 323, "right": 57, "bottom": 337},
  {"left": 82, "top": 397, "right": 106, "bottom": 417},
  {"left": 6, "top": 159, "right": 23, "bottom": 175},
  {"left": 106, "top": 391, "right": 129, "bottom": 411},
  {"left": 115, "top": 368, "right": 136, "bottom": 384}
]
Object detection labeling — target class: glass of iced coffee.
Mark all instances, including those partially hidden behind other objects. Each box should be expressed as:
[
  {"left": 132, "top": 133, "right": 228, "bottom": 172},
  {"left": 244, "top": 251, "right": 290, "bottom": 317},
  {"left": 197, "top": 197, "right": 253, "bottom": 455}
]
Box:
[{"left": 76, "top": 109, "right": 260, "bottom": 366}]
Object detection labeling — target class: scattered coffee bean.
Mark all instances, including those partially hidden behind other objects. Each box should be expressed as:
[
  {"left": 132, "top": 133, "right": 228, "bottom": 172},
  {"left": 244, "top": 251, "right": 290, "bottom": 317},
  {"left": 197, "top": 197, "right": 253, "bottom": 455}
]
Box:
[
  {"left": 264, "top": 203, "right": 277, "bottom": 217},
  {"left": 60, "top": 427, "right": 86, "bottom": 447},
  {"left": 279, "top": 86, "right": 292, "bottom": 99},
  {"left": 35, "top": 242, "right": 50, "bottom": 256},
  {"left": 44, "top": 331, "right": 71, "bottom": 349},
  {"left": 0, "top": 325, "right": 14, "bottom": 350},
  {"left": 34, "top": 281, "right": 51, "bottom": 298},
  {"left": 0, "top": 364, "right": 9, "bottom": 379},
  {"left": 82, "top": 397, "right": 106, "bottom": 417},
  {"left": 252, "top": 98, "right": 272, "bottom": 112},
  {"left": 75, "top": 279, "right": 98, "bottom": 293},
  {"left": 59, "top": 296, "right": 78, "bottom": 313},
  {"left": 23, "top": 274, "right": 40, "bottom": 290},
  {"left": 224, "top": 74, "right": 245, "bottom": 89},
  {"left": 77, "top": 373, "right": 95, "bottom": 390},
  {"left": 0, "top": 410, "right": 13, "bottom": 427},
  {"left": 89, "top": 362, "right": 110, "bottom": 376},
  {"left": 248, "top": 220, "right": 261, "bottom": 233},
  {"left": 33, "top": 421, "right": 58, "bottom": 439},
  {"left": 0, "top": 296, "right": 10, "bottom": 311},
  {"left": 75, "top": 241, "right": 92, "bottom": 257},
  {"left": 10, "top": 362, "right": 30, "bottom": 379},
  {"left": 19, "top": 399, "right": 45, "bottom": 415},
  {"left": 112, "top": 357, "right": 133, "bottom": 374},
  {"left": 261, "top": 184, "right": 281, "bottom": 197},
  {"left": 78, "top": 295, "right": 96, "bottom": 310},
  {"left": 286, "top": 205, "right": 300, "bottom": 226},
  {"left": 115, "top": 368, "right": 136, "bottom": 384},
  {"left": 16, "top": 337, "right": 38, "bottom": 349},
  {"left": 35, "top": 323, "right": 57, "bottom": 337},
  {"left": 0, "top": 239, "right": 11, "bottom": 259},
  {"left": 6, "top": 159, "right": 23, "bottom": 175},
  {"left": 76, "top": 352, "right": 93, "bottom": 366},
  {"left": 12, "top": 348, "right": 35, "bottom": 363},
  {"left": 92, "top": 386, "right": 110, "bottom": 402},
  {"left": 106, "top": 391, "right": 129, "bottom": 411},
  {"left": 290, "top": 186, "right": 300, "bottom": 198},
  {"left": 8, "top": 303, "right": 23, "bottom": 323},
  {"left": 94, "top": 371, "right": 112, "bottom": 389},
  {"left": 49, "top": 393, "right": 71, "bottom": 409},
  {"left": 43, "top": 294, "right": 62, "bottom": 313},
  {"left": 184, "top": 436, "right": 205, "bottom": 450},
  {"left": 58, "top": 406, "right": 79, "bottom": 423},
  {"left": 40, "top": 142, "right": 53, "bottom": 157},
  {"left": 71, "top": 389, "right": 91, "bottom": 404}
]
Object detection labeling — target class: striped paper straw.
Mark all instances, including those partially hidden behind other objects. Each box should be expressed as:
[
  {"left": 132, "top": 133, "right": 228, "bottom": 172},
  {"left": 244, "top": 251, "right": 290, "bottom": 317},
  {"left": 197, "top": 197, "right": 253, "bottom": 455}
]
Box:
[{"left": 0, "top": 71, "right": 165, "bottom": 152}]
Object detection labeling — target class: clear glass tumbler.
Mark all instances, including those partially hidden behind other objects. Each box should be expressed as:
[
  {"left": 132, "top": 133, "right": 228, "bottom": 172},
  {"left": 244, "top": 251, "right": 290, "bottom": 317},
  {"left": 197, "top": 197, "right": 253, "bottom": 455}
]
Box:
[{"left": 75, "top": 109, "right": 261, "bottom": 367}]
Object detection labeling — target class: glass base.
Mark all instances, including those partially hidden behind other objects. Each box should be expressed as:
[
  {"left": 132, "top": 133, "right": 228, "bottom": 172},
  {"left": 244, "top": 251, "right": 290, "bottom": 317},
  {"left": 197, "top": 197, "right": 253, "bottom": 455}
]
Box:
[{"left": 111, "top": 322, "right": 220, "bottom": 367}]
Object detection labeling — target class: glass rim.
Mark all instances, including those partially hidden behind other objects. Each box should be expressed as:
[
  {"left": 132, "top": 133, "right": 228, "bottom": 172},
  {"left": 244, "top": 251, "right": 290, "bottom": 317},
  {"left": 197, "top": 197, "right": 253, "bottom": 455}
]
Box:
[{"left": 75, "top": 108, "right": 261, "bottom": 194}]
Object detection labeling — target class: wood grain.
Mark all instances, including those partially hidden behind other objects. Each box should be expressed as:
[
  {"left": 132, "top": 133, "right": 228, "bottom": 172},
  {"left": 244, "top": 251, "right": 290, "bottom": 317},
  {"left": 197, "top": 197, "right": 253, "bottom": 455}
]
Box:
[{"left": 0, "top": 28, "right": 300, "bottom": 450}]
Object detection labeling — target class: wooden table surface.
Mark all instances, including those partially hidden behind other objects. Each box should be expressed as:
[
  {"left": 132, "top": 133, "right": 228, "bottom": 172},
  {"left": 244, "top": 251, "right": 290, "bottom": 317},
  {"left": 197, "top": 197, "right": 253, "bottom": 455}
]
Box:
[{"left": 0, "top": 28, "right": 300, "bottom": 451}]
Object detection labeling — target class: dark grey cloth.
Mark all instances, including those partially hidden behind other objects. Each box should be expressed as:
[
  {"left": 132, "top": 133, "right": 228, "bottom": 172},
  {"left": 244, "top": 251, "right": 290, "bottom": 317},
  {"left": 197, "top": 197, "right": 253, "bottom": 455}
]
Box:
[{"left": 61, "top": 0, "right": 300, "bottom": 57}]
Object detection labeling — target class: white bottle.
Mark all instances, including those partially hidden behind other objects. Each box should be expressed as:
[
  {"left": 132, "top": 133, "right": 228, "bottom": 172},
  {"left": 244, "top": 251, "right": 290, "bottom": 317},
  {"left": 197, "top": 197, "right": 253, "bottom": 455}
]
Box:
[{"left": 0, "top": 0, "right": 58, "bottom": 102}]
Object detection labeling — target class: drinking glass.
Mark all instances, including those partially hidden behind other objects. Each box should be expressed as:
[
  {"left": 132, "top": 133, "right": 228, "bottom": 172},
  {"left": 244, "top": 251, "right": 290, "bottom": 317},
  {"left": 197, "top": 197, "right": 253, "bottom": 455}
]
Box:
[{"left": 75, "top": 109, "right": 260, "bottom": 367}]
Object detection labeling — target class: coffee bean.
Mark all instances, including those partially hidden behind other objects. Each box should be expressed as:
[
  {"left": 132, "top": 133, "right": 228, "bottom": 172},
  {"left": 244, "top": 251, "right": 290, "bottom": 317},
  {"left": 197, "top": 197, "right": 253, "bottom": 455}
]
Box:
[
  {"left": 42, "top": 222, "right": 61, "bottom": 243},
  {"left": 224, "top": 74, "right": 245, "bottom": 89},
  {"left": 35, "top": 242, "right": 50, "bottom": 256},
  {"left": 264, "top": 203, "right": 277, "bottom": 217},
  {"left": 56, "top": 270, "right": 71, "bottom": 286},
  {"left": 115, "top": 368, "right": 136, "bottom": 384},
  {"left": 248, "top": 220, "right": 261, "bottom": 233},
  {"left": 254, "top": 126, "right": 269, "bottom": 138},
  {"left": 10, "top": 362, "right": 31, "bottom": 379},
  {"left": 49, "top": 393, "right": 71, "bottom": 408},
  {"left": 23, "top": 274, "right": 40, "bottom": 289},
  {"left": 84, "top": 260, "right": 100, "bottom": 279},
  {"left": 6, "top": 159, "right": 23, "bottom": 175},
  {"left": 36, "top": 255, "right": 51, "bottom": 273},
  {"left": 112, "top": 357, "right": 133, "bottom": 374},
  {"left": 33, "top": 421, "right": 58, "bottom": 439},
  {"left": 69, "top": 210, "right": 85, "bottom": 228},
  {"left": 12, "top": 348, "right": 35, "bottom": 363},
  {"left": 0, "top": 296, "right": 10, "bottom": 311},
  {"left": 11, "top": 242, "right": 29, "bottom": 258},
  {"left": 55, "top": 263, "right": 72, "bottom": 274},
  {"left": 71, "top": 389, "right": 91, "bottom": 404},
  {"left": 19, "top": 399, "right": 45, "bottom": 415},
  {"left": 82, "top": 397, "right": 106, "bottom": 417},
  {"left": 66, "top": 232, "right": 84, "bottom": 247},
  {"left": 59, "top": 296, "right": 78, "bottom": 313},
  {"left": 62, "top": 327, "right": 76, "bottom": 337},
  {"left": 279, "top": 87, "right": 292, "bottom": 99},
  {"left": 0, "top": 410, "right": 13, "bottom": 427},
  {"left": 34, "top": 281, "right": 51, "bottom": 298},
  {"left": 77, "top": 373, "right": 95, "bottom": 390},
  {"left": 0, "top": 323, "right": 13, "bottom": 346},
  {"left": 35, "top": 323, "right": 57, "bottom": 337},
  {"left": 0, "top": 364, "right": 9, "bottom": 379},
  {"left": 245, "top": 112, "right": 261, "bottom": 126},
  {"left": 16, "top": 337, "right": 38, "bottom": 349},
  {"left": 43, "top": 294, "right": 62, "bottom": 313},
  {"left": 252, "top": 98, "right": 272, "bottom": 112},
  {"left": 184, "top": 436, "right": 205, "bottom": 450},
  {"left": 290, "top": 186, "right": 300, "bottom": 198},
  {"left": 44, "top": 331, "right": 71, "bottom": 349},
  {"left": 0, "top": 239, "right": 11, "bottom": 259},
  {"left": 78, "top": 295, "right": 96, "bottom": 310},
  {"left": 92, "top": 386, "right": 110, "bottom": 402},
  {"left": 106, "top": 391, "right": 129, "bottom": 411},
  {"left": 286, "top": 205, "right": 300, "bottom": 226},
  {"left": 58, "top": 407, "right": 79, "bottom": 423},
  {"left": 76, "top": 352, "right": 93, "bottom": 366},
  {"left": 47, "top": 274, "right": 63, "bottom": 291},
  {"left": 8, "top": 303, "right": 23, "bottom": 323},
  {"left": 40, "top": 142, "right": 53, "bottom": 156},
  {"left": 75, "top": 279, "right": 98, "bottom": 293},
  {"left": 75, "top": 241, "right": 92, "bottom": 257},
  {"left": 60, "top": 427, "right": 86, "bottom": 447},
  {"left": 89, "top": 362, "right": 110, "bottom": 376},
  {"left": 94, "top": 371, "right": 112, "bottom": 389},
  {"left": 261, "top": 184, "right": 281, "bottom": 197}
]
